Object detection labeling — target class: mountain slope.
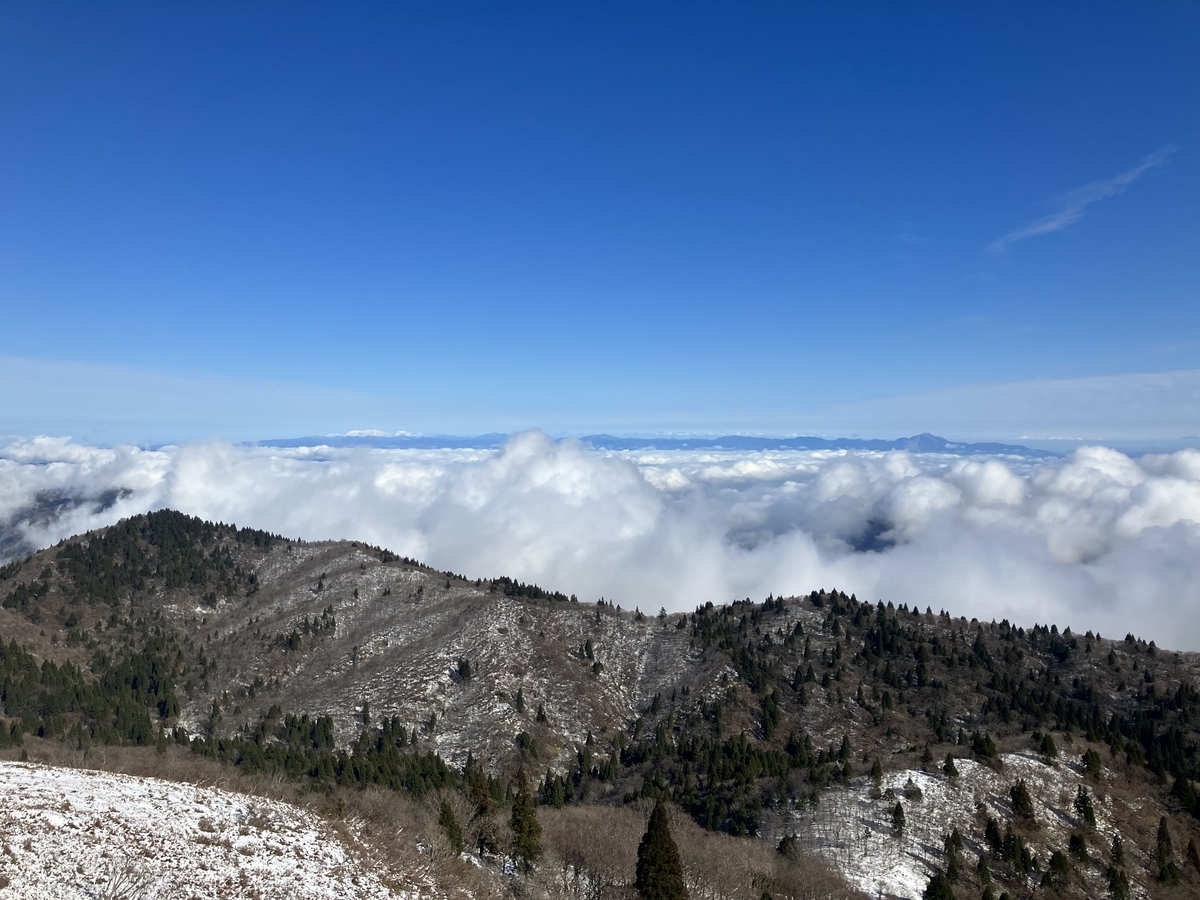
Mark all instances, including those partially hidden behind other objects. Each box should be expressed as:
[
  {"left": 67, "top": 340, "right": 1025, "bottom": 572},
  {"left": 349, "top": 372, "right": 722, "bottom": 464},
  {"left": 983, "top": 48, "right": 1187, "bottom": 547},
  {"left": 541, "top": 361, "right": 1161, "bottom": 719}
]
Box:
[{"left": 3, "top": 509, "right": 1200, "bottom": 899}]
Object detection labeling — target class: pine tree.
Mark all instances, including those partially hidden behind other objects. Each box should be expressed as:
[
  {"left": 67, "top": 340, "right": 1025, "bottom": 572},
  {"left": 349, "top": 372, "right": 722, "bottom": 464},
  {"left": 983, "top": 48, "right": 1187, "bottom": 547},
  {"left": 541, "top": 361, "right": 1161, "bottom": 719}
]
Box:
[
  {"left": 636, "top": 799, "right": 688, "bottom": 900},
  {"left": 1073, "top": 786, "right": 1095, "bottom": 827},
  {"left": 510, "top": 774, "right": 542, "bottom": 873},
  {"left": 922, "top": 869, "right": 954, "bottom": 900},
  {"left": 892, "top": 801, "right": 906, "bottom": 835},
  {"left": 1010, "top": 780, "right": 1035, "bottom": 821},
  {"left": 469, "top": 770, "right": 498, "bottom": 854},
  {"left": 439, "top": 800, "right": 464, "bottom": 856},
  {"left": 1157, "top": 816, "right": 1180, "bottom": 885}
]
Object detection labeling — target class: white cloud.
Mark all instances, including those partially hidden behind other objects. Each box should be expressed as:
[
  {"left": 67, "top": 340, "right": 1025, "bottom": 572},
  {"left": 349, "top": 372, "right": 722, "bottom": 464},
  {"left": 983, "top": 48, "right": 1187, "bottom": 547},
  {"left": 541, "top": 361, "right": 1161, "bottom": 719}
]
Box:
[
  {"left": 989, "top": 144, "right": 1175, "bottom": 252},
  {"left": 2, "top": 432, "right": 1200, "bottom": 649}
]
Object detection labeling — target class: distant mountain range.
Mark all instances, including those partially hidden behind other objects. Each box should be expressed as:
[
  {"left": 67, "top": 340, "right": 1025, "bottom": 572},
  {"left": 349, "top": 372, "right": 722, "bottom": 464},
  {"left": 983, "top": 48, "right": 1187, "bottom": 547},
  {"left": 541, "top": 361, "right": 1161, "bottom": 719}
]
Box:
[{"left": 256, "top": 431, "right": 1059, "bottom": 457}]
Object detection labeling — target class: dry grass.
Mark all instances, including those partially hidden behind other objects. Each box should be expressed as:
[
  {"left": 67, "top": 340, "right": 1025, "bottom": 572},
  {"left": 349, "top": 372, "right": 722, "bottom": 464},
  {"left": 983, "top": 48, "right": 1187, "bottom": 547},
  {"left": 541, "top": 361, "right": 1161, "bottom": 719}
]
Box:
[
  {"left": 539, "top": 802, "right": 864, "bottom": 900},
  {"left": 3, "top": 739, "right": 863, "bottom": 900}
]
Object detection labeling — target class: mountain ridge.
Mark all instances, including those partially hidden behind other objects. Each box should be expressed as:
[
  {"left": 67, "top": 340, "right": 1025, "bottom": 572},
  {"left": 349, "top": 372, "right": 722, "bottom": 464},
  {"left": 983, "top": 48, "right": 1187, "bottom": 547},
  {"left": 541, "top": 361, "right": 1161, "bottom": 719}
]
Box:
[
  {"left": 2, "top": 509, "right": 1200, "bottom": 900},
  {"left": 252, "top": 432, "right": 1059, "bottom": 458}
]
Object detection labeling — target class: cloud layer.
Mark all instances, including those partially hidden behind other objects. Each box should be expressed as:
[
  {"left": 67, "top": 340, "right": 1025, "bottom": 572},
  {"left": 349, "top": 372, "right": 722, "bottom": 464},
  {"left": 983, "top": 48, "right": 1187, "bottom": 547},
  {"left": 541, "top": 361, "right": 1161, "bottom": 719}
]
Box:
[{"left": 3, "top": 433, "right": 1199, "bottom": 649}]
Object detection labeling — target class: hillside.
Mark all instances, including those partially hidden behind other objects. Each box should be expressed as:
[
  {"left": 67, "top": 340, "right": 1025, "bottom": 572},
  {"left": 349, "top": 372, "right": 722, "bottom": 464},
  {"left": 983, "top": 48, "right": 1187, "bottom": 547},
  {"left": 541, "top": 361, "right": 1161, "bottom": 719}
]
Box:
[
  {"left": 2, "top": 509, "right": 1200, "bottom": 899},
  {"left": 0, "top": 760, "right": 418, "bottom": 899}
]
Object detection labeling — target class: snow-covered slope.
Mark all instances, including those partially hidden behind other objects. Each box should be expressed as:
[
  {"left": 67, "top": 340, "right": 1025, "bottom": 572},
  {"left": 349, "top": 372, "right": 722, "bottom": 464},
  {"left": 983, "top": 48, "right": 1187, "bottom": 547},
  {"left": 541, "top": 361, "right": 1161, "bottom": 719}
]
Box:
[
  {"left": 765, "top": 752, "right": 1133, "bottom": 900},
  {"left": 0, "top": 762, "right": 418, "bottom": 899}
]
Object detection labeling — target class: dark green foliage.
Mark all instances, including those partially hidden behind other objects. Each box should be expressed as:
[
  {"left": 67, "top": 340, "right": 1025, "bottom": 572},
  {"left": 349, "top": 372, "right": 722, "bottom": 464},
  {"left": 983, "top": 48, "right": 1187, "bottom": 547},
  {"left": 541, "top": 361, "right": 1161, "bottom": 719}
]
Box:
[
  {"left": 1107, "top": 865, "right": 1129, "bottom": 900},
  {"left": 439, "top": 800, "right": 464, "bottom": 856},
  {"left": 891, "top": 801, "right": 905, "bottom": 834},
  {"left": 1010, "top": 780, "right": 1035, "bottom": 821},
  {"left": 1157, "top": 816, "right": 1180, "bottom": 885},
  {"left": 1045, "top": 849, "right": 1070, "bottom": 887},
  {"left": 997, "top": 825, "right": 1037, "bottom": 874},
  {"left": 984, "top": 817, "right": 1003, "bottom": 853},
  {"left": 977, "top": 854, "right": 991, "bottom": 884},
  {"left": 1068, "top": 831, "right": 1088, "bottom": 862},
  {"left": 488, "top": 576, "right": 570, "bottom": 603},
  {"left": 943, "top": 830, "right": 961, "bottom": 882},
  {"left": 1038, "top": 732, "right": 1058, "bottom": 758},
  {"left": 761, "top": 689, "right": 782, "bottom": 739},
  {"left": 972, "top": 732, "right": 998, "bottom": 762},
  {"left": 776, "top": 834, "right": 797, "bottom": 858},
  {"left": 943, "top": 753, "right": 958, "bottom": 777},
  {"left": 53, "top": 510, "right": 276, "bottom": 606},
  {"left": 922, "top": 869, "right": 954, "bottom": 900},
  {"left": 510, "top": 775, "right": 542, "bottom": 872},
  {"left": 1073, "top": 786, "right": 1095, "bottom": 828},
  {"left": 636, "top": 799, "right": 688, "bottom": 900},
  {"left": 0, "top": 636, "right": 178, "bottom": 745},
  {"left": 1082, "top": 748, "right": 1103, "bottom": 779},
  {"left": 2, "top": 578, "right": 48, "bottom": 611},
  {"left": 1110, "top": 834, "right": 1125, "bottom": 867}
]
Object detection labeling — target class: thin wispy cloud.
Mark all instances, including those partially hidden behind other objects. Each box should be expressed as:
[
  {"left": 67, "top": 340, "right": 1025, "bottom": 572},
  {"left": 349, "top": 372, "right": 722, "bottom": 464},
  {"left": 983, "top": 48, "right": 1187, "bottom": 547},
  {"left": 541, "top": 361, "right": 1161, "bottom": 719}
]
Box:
[{"left": 989, "top": 144, "right": 1176, "bottom": 252}]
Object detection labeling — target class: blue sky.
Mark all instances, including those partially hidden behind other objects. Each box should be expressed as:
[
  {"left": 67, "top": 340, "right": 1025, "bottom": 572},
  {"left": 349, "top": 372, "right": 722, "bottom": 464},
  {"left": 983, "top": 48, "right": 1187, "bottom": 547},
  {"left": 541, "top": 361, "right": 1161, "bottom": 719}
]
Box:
[{"left": 2, "top": 2, "right": 1198, "bottom": 442}]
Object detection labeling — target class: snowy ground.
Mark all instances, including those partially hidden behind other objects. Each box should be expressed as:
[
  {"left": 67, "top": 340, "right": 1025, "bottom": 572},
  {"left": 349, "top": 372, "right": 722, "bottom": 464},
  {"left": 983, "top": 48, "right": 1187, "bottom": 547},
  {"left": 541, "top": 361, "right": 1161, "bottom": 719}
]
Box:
[
  {"left": 0, "top": 762, "right": 416, "bottom": 899},
  {"left": 771, "top": 752, "right": 1129, "bottom": 900}
]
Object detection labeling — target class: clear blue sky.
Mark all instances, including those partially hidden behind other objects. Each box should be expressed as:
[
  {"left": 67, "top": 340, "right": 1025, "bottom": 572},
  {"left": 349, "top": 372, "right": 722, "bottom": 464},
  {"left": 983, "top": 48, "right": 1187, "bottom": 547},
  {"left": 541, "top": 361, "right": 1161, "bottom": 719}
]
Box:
[{"left": 2, "top": 2, "right": 1198, "bottom": 441}]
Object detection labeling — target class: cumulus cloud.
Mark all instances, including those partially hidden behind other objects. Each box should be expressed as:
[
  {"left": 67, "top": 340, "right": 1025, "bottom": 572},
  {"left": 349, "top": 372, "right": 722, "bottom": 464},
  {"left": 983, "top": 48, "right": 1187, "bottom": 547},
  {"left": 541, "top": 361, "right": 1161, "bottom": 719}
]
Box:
[{"left": 2, "top": 432, "right": 1200, "bottom": 649}]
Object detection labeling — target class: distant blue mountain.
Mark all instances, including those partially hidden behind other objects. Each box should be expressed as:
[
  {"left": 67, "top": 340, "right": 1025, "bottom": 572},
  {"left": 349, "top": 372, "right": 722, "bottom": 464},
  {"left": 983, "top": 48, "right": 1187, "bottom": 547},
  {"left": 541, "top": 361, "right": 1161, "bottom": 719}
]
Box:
[
  {"left": 579, "top": 432, "right": 1057, "bottom": 456},
  {"left": 256, "top": 431, "right": 1058, "bottom": 458},
  {"left": 257, "top": 433, "right": 511, "bottom": 450}
]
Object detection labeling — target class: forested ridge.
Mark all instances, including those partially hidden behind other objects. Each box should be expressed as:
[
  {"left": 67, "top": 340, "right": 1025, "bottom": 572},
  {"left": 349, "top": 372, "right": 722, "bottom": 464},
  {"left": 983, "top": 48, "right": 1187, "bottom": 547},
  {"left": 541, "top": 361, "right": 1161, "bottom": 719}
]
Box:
[{"left": 2, "top": 509, "right": 1200, "bottom": 899}]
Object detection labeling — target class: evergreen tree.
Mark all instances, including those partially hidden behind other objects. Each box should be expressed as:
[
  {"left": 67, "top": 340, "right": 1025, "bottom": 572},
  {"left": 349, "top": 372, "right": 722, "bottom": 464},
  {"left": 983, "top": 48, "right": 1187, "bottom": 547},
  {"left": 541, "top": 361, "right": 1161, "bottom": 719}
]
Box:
[
  {"left": 977, "top": 854, "right": 991, "bottom": 885},
  {"left": 1073, "top": 786, "right": 1095, "bottom": 828},
  {"left": 922, "top": 869, "right": 954, "bottom": 900},
  {"left": 1010, "top": 780, "right": 1035, "bottom": 821},
  {"left": 510, "top": 775, "right": 542, "bottom": 873},
  {"left": 1107, "top": 865, "right": 1130, "bottom": 900},
  {"left": 891, "top": 801, "right": 906, "bottom": 835},
  {"left": 1157, "top": 816, "right": 1180, "bottom": 885},
  {"left": 469, "top": 770, "right": 498, "bottom": 854},
  {"left": 636, "top": 799, "right": 688, "bottom": 900},
  {"left": 439, "top": 800, "right": 464, "bottom": 856}
]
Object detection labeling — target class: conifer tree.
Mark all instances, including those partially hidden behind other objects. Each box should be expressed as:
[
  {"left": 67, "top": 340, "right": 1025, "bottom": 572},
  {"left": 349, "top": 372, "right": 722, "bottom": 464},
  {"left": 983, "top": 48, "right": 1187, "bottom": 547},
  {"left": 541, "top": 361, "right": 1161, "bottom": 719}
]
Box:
[
  {"left": 1157, "top": 816, "right": 1180, "bottom": 885},
  {"left": 1010, "top": 780, "right": 1035, "bottom": 821},
  {"left": 510, "top": 774, "right": 542, "bottom": 873},
  {"left": 469, "top": 770, "right": 498, "bottom": 854},
  {"left": 439, "top": 800, "right": 464, "bottom": 856},
  {"left": 922, "top": 869, "right": 954, "bottom": 900},
  {"left": 636, "top": 799, "right": 688, "bottom": 900},
  {"left": 892, "top": 801, "right": 906, "bottom": 835},
  {"left": 1073, "top": 786, "right": 1095, "bottom": 827}
]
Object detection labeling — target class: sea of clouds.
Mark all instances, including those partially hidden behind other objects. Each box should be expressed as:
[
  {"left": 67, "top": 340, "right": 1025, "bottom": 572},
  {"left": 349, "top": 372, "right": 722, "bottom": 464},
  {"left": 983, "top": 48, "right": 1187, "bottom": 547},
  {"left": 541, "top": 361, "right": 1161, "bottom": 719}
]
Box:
[{"left": 2, "top": 431, "right": 1199, "bottom": 649}]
